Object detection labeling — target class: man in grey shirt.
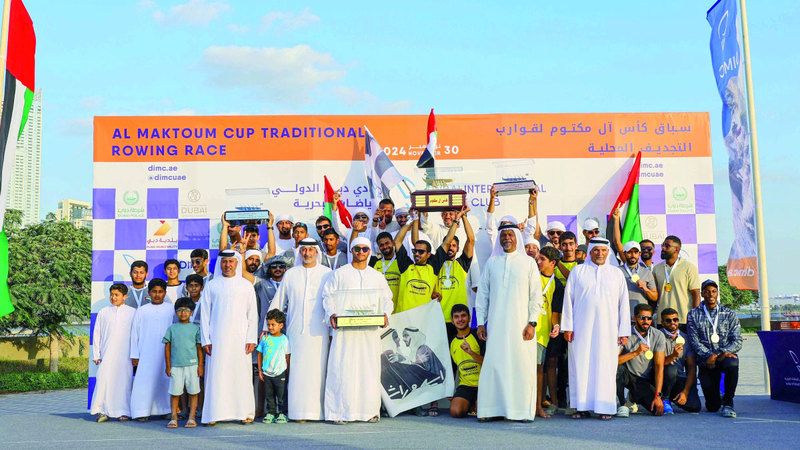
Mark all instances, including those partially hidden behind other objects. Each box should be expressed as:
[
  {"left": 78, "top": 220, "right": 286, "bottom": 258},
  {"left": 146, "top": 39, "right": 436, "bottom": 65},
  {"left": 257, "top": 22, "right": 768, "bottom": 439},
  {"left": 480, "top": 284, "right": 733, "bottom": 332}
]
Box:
[
  {"left": 618, "top": 241, "right": 657, "bottom": 317},
  {"left": 616, "top": 304, "right": 669, "bottom": 417},
  {"left": 659, "top": 307, "right": 700, "bottom": 413}
]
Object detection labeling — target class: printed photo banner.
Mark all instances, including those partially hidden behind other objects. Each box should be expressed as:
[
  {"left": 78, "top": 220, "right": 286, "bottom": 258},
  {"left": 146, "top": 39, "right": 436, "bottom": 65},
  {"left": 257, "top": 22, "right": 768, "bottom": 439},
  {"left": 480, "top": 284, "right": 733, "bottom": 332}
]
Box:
[
  {"left": 380, "top": 302, "right": 455, "bottom": 417},
  {"left": 89, "top": 112, "right": 716, "bottom": 407}
]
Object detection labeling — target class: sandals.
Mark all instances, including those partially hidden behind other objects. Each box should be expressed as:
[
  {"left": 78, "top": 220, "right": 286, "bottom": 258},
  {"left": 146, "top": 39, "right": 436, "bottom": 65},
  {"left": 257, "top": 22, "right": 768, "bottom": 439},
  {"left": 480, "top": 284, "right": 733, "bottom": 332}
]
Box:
[
  {"left": 571, "top": 411, "right": 591, "bottom": 419},
  {"left": 536, "top": 409, "right": 552, "bottom": 419},
  {"left": 241, "top": 418, "right": 254, "bottom": 425},
  {"left": 599, "top": 414, "right": 613, "bottom": 420},
  {"left": 426, "top": 405, "right": 440, "bottom": 417},
  {"left": 185, "top": 419, "right": 197, "bottom": 428},
  {"left": 167, "top": 419, "right": 178, "bottom": 429}
]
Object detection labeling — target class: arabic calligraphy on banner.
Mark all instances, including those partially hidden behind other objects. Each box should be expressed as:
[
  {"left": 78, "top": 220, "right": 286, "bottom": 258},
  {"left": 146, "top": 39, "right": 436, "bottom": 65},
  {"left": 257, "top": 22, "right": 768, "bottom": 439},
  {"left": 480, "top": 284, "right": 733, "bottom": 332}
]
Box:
[{"left": 94, "top": 113, "right": 710, "bottom": 163}]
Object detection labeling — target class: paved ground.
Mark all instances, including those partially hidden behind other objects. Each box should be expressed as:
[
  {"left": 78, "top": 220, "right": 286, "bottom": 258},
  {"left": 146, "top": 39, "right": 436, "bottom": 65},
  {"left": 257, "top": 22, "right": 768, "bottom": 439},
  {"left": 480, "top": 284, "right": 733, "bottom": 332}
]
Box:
[{"left": 1, "top": 335, "right": 797, "bottom": 449}]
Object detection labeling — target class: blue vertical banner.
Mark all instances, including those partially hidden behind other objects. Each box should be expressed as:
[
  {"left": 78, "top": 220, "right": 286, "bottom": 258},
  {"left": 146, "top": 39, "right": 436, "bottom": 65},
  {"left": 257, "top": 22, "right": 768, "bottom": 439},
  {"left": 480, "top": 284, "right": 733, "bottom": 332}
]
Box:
[{"left": 707, "top": 0, "right": 758, "bottom": 290}]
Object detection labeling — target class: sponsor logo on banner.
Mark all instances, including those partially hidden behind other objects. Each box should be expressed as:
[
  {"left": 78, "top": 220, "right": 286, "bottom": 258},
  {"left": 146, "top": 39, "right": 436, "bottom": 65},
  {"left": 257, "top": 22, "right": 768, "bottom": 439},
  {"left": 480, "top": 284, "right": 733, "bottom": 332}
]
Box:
[
  {"left": 146, "top": 219, "right": 178, "bottom": 249},
  {"left": 180, "top": 188, "right": 209, "bottom": 217},
  {"left": 667, "top": 185, "right": 694, "bottom": 214},
  {"left": 117, "top": 189, "right": 146, "bottom": 218}
]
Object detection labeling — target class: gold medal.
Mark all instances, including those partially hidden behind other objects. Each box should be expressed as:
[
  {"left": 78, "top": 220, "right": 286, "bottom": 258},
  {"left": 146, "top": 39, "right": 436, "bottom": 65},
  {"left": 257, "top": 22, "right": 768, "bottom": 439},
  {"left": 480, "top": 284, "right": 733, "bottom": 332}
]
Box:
[
  {"left": 645, "top": 350, "right": 654, "bottom": 360},
  {"left": 664, "top": 282, "right": 672, "bottom": 292},
  {"left": 711, "top": 333, "right": 720, "bottom": 344},
  {"left": 675, "top": 336, "right": 685, "bottom": 345},
  {"left": 631, "top": 274, "right": 640, "bottom": 283}
]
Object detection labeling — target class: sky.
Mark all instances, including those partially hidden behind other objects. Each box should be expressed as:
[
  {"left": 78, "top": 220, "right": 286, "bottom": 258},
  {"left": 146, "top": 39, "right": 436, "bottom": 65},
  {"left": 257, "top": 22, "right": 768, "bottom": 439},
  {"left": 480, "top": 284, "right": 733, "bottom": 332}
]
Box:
[{"left": 24, "top": 0, "right": 799, "bottom": 295}]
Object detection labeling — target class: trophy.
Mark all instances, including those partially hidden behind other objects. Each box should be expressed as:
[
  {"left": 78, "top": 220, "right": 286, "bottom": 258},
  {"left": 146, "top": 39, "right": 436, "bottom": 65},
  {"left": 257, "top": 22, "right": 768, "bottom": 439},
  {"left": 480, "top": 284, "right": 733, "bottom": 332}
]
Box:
[
  {"left": 410, "top": 165, "right": 467, "bottom": 212},
  {"left": 332, "top": 288, "right": 386, "bottom": 328},
  {"left": 491, "top": 160, "right": 537, "bottom": 196},
  {"left": 223, "top": 209, "right": 271, "bottom": 226}
]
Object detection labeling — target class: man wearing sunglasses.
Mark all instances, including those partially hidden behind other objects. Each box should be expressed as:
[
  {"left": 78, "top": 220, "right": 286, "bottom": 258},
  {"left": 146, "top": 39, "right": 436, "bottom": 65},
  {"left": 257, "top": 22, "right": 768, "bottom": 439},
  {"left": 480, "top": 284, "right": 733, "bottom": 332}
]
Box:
[
  {"left": 190, "top": 249, "right": 212, "bottom": 283},
  {"left": 322, "top": 237, "right": 393, "bottom": 424},
  {"left": 392, "top": 210, "right": 448, "bottom": 314},
  {"left": 616, "top": 304, "right": 669, "bottom": 417},
  {"left": 544, "top": 221, "right": 566, "bottom": 247},
  {"left": 659, "top": 308, "right": 701, "bottom": 413},
  {"left": 581, "top": 218, "right": 602, "bottom": 245},
  {"left": 639, "top": 240, "right": 656, "bottom": 271}
]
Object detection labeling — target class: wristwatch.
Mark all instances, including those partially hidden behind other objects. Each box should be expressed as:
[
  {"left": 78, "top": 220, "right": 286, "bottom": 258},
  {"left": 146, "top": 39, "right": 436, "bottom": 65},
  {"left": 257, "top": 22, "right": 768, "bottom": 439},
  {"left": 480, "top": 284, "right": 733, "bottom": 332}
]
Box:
[{"left": 528, "top": 321, "right": 537, "bottom": 327}]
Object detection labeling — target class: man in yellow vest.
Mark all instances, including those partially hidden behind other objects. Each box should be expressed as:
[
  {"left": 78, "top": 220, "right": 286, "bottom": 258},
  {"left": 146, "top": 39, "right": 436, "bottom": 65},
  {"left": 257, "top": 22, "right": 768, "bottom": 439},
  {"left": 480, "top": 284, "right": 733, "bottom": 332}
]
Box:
[
  {"left": 534, "top": 246, "right": 565, "bottom": 418},
  {"left": 432, "top": 208, "right": 474, "bottom": 327},
  {"left": 391, "top": 210, "right": 447, "bottom": 314}
]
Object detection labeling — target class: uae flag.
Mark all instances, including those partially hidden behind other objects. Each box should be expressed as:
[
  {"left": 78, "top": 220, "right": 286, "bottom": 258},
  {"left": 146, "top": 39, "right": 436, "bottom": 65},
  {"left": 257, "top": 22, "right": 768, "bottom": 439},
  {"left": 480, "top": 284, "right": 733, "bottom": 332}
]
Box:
[
  {"left": 609, "top": 151, "right": 643, "bottom": 244},
  {"left": 0, "top": 0, "right": 36, "bottom": 318},
  {"left": 416, "top": 108, "right": 436, "bottom": 168},
  {"left": 323, "top": 175, "right": 352, "bottom": 228}
]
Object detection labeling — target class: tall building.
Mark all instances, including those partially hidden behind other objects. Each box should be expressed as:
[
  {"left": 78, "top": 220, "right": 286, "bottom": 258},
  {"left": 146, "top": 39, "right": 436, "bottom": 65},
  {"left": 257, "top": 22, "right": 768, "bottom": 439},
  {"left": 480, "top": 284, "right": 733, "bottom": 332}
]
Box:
[
  {"left": 7, "top": 89, "right": 42, "bottom": 225},
  {"left": 55, "top": 199, "right": 92, "bottom": 229}
]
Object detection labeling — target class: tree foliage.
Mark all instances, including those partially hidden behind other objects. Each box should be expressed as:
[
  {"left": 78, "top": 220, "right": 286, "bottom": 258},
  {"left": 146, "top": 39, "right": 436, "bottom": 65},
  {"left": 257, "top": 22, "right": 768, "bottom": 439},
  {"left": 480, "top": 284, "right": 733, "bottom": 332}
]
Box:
[
  {"left": 717, "top": 265, "right": 758, "bottom": 310},
  {"left": 0, "top": 211, "right": 91, "bottom": 371}
]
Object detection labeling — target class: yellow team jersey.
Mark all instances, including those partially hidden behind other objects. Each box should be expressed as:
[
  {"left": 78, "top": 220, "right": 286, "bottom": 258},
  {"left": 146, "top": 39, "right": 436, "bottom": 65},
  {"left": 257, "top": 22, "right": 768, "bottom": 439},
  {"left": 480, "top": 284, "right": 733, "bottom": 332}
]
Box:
[
  {"left": 396, "top": 264, "right": 438, "bottom": 313},
  {"left": 536, "top": 274, "right": 556, "bottom": 348},
  {"left": 554, "top": 260, "right": 578, "bottom": 285},
  {"left": 374, "top": 257, "right": 401, "bottom": 303},
  {"left": 436, "top": 259, "right": 469, "bottom": 322},
  {"left": 449, "top": 331, "right": 483, "bottom": 387}
]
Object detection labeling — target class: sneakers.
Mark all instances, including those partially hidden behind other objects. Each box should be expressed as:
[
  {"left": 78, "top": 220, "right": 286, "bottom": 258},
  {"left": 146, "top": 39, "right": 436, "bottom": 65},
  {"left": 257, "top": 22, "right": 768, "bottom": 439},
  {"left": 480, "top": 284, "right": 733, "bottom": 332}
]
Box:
[
  {"left": 263, "top": 413, "right": 276, "bottom": 423},
  {"left": 616, "top": 405, "right": 630, "bottom": 418},
  {"left": 275, "top": 414, "right": 288, "bottom": 423},
  {"left": 721, "top": 405, "right": 737, "bottom": 418},
  {"left": 662, "top": 400, "right": 674, "bottom": 415},
  {"left": 96, "top": 414, "right": 109, "bottom": 423}
]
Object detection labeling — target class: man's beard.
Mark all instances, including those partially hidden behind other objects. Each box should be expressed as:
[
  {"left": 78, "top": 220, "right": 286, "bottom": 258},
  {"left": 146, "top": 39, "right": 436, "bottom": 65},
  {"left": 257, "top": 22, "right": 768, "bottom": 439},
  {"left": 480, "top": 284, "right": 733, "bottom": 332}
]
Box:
[
  {"left": 660, "top": 251, "right": 670, "bottom": 260},
  {"left": 641, "top": 253, "right": 652, "bottom": 261},
  {"left": 246, "top": 264, "right": 259, "bottom": 274}
]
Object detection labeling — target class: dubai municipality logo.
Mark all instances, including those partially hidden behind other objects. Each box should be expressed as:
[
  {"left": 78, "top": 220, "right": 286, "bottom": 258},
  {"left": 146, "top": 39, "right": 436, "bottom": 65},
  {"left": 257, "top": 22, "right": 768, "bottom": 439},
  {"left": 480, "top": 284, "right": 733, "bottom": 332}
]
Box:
[
  {"left": 187, "top": 189, "right": 201, "bottom": 203},
  {"left": 154, "top": 220, "right": 171, "bottom": 236},
  {"left": 123, "top": 190, "right": 140, "bottom": 206},
  {"left": 672, "top": 187, "right": 688, "bottom": 202}
]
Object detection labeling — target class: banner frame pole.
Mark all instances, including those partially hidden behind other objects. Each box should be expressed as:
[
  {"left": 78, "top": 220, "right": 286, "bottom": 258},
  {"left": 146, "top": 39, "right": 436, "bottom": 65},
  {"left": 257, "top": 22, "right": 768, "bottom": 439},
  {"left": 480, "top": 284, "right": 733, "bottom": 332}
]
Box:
[{"left": 739, "top": 0, "right": 770, "bottom": 393}]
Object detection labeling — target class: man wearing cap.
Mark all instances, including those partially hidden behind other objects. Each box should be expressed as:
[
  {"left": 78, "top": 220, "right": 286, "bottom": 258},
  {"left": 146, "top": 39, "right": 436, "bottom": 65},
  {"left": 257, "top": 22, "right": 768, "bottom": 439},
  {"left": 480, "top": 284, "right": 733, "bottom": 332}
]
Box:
[
  {"left": 201, "top": 250, "right": 259, "bottom": 425},
  {"left": 653, "top": 236, "right": 701, "bottom": 328},
  {"left": 476, "top": 223, "right": 543, "bottom": 422},
  {"left": 562, "top": 238, "right": 630, "bottom": 420},
  {"left": 269, "top": 238, "right": 332, "bottom": 422},
  {"left": 619, "top": 241, "right": 658, "bottom": 317},
  {"left": 322, "top": 237, "right": 393, "bottom": 423},
  {"left": 581, "top": 217, "right": 602, "bottom": 246},
  {"left": 687, "top": 280, "right": 742, "bottom": 418},
  {"left": 543, "top": 220, "right": 566, "bottom": 248},
  {"left": 616, "top": 304, "right": 669, "bottom": 417}
]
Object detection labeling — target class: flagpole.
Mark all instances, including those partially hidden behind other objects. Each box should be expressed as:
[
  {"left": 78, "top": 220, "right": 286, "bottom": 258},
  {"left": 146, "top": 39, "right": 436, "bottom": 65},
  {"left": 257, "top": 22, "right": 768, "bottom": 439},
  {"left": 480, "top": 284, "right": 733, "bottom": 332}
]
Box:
[{"left": 739, "top": 0, "right": 770, "bottom": 392}]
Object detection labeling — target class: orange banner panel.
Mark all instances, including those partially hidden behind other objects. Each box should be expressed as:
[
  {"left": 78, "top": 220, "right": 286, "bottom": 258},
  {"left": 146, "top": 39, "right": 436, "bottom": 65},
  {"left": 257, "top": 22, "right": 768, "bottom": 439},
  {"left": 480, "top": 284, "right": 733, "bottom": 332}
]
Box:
[{"left": 93, "top": 112, "right": 710, "bottom": 163}]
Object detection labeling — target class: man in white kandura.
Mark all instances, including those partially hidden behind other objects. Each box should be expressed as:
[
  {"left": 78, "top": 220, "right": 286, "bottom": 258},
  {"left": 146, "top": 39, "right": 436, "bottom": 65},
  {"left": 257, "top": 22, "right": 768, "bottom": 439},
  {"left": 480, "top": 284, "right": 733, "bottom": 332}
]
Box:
[
  {"left": 201, "top": 250, "right": 259, "bottom": 425},
  {"left": 476, "top": 223, "right": 543, "bottom": 422},
  {"left": 562, "top": 237, "right": 630, "bottom": 420},
  {"left": 322, "top": 237, "right": 393, "bottom": 424},
  {"left": 269, "top": 238, "right": 332, "bottom": 422}
]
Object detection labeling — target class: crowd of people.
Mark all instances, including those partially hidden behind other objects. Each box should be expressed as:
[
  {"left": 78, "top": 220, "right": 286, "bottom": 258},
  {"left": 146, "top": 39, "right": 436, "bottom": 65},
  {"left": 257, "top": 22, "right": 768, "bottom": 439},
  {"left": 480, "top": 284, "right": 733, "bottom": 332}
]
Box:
[{"left": 89, "top": 188, "right": 743, "bottom": 427}]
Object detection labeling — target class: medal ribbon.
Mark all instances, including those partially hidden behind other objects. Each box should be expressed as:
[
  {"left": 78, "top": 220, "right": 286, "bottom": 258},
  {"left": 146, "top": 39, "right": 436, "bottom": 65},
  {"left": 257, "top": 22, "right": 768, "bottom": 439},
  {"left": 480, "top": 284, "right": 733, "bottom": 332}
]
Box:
[{"left": 702, "top": 304, "right": 720, "bottom": 343}]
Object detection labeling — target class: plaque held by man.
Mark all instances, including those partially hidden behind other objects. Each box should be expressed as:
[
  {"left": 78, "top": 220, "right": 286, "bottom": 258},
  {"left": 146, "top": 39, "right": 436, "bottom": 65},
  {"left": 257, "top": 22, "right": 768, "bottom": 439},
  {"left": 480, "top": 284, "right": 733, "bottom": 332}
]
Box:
[{"left": 332, "top": 288, "right": 387, "bottom": 328}]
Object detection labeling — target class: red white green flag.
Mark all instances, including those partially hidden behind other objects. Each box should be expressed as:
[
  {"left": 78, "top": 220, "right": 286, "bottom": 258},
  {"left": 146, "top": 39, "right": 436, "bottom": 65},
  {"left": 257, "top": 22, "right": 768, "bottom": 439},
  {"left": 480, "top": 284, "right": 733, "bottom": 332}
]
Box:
[
  {"left": 323, "top": 175, "right": 352, "bottom": 228},
  {"left": 610, "top": 151, "right": 643, "bottom": 244},
  {"left": 0, "top": 0, "right": 36, "bottom": 318}
]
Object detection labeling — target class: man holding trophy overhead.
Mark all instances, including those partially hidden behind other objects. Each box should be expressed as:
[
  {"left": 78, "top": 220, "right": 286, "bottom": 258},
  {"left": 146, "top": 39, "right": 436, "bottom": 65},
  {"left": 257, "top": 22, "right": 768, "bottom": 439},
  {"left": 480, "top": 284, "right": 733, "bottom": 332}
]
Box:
[{"left": 322, "top": 237, "right": 394, "bottom": 424}]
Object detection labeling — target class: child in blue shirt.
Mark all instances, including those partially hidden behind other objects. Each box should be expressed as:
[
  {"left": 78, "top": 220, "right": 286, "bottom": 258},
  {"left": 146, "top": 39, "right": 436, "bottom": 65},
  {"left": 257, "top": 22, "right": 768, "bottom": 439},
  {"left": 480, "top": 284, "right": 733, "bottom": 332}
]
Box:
[{"left": 257, "top": 309, "right": 291, "bottom": 423}]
